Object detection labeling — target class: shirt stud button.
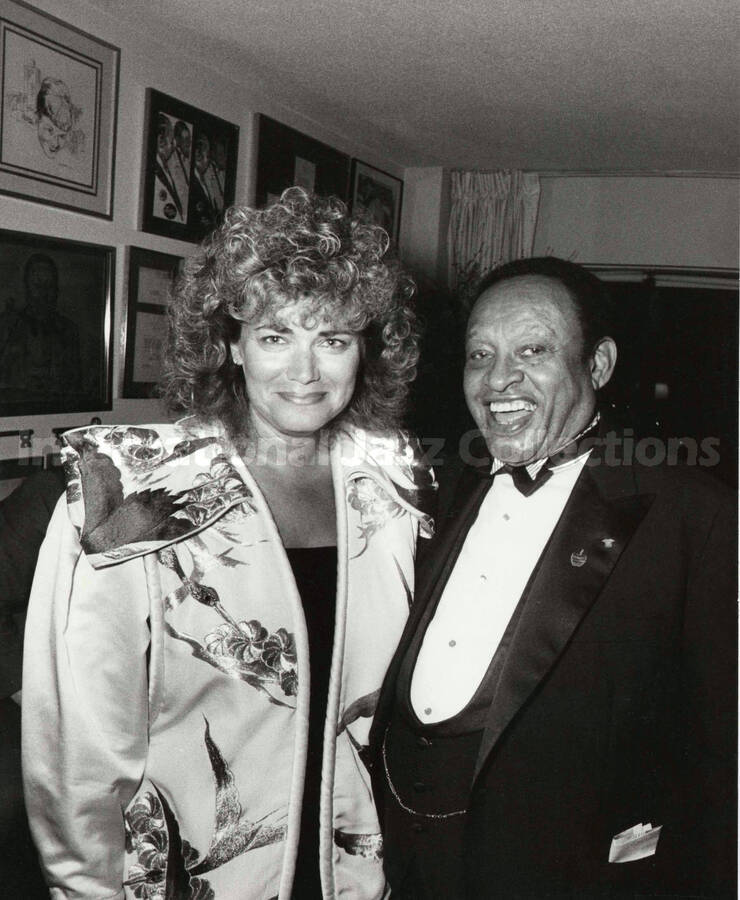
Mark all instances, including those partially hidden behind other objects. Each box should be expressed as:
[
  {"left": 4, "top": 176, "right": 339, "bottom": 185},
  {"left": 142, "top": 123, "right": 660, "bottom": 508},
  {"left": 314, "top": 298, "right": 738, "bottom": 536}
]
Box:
[
  {"left": 449, "top": 639, "right": 457, "bottom": 647},
  {"left": 479, "top": 574, "right": 487, "bottom": 582},
  {"left": 424, "top": 707, "right": 432, "bottom": 716}
]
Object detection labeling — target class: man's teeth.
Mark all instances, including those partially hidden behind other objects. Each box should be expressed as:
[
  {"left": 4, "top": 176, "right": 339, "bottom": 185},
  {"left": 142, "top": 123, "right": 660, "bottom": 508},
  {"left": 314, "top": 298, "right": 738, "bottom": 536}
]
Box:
[{"left": 489, "top": 400, "right": 536, "bottom": 413}]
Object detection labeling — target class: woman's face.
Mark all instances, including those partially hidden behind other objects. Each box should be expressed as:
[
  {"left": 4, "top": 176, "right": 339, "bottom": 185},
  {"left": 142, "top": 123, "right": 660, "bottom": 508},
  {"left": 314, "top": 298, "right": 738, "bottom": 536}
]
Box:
[{"left": 230, "top": 302, "right": 361, "bottom": 441}]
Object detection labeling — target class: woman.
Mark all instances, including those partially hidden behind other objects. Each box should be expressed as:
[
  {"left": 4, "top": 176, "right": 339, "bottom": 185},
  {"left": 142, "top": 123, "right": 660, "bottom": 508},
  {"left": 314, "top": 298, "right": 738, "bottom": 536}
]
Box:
[{"left": 22, "top": 188, "right": 435, "bottom": 899}]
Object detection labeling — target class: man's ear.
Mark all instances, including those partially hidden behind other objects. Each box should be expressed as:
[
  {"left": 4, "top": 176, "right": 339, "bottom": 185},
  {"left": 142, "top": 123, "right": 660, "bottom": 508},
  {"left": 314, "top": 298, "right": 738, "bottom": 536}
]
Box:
[{"left": 590, "top": 337, "right": 617, "bottom": 390}]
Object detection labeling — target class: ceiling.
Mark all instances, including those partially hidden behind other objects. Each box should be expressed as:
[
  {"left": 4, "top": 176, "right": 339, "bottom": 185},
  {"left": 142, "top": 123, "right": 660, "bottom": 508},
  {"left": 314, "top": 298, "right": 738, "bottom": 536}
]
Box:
[{"left": 94, "top": 0, "right": 738, "bottom": 173}]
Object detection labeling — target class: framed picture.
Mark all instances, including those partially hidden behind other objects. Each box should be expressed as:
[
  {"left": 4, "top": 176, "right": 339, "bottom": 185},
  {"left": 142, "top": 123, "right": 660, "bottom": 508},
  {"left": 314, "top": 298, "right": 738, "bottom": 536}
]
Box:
[
  {"left": 350, "top": 159, "right": 403, "bottom": 243},
  {"left": 0, "top": 229, "right": 114, "bottom": 416},
  {"left": 123, "top": 246, "right": 182, "bottom": 398},
  {"left": 141, "top": 89, "right": 239, "bottom": 243},
  {"left": 255, "top": 114, "right": 350, "bottom": 207},
  {"left": 0, "top": 0, "right": 119, "bottom": 217}
]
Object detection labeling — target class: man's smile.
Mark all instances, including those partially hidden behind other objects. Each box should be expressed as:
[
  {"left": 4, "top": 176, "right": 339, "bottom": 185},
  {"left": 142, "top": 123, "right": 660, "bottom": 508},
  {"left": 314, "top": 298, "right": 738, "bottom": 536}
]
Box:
[{"left": 486, "top": 398, "right": 537, "bottom": 428}]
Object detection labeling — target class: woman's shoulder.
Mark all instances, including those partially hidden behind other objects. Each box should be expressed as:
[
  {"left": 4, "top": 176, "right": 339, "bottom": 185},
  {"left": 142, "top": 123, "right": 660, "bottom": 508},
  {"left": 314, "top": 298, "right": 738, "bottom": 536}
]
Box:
[{"left": 61, "top": 421, "right": 254, "bottom": 567}]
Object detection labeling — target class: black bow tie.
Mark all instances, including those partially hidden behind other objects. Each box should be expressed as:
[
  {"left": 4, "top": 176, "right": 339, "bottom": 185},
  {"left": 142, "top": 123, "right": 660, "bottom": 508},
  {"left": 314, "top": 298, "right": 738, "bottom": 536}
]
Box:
[
  {"left": 494, "top": 462, "right": 552, "bottom": 497},
  {"left": 485, "top": 416, "right": 602, "bottom": 497}
]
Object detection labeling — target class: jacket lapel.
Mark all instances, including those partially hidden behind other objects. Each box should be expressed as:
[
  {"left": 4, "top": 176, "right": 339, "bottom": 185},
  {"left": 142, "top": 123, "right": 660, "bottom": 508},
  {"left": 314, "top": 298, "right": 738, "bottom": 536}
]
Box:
[{"left": 473, "top": 462, "right": 655, "bottom": 779}]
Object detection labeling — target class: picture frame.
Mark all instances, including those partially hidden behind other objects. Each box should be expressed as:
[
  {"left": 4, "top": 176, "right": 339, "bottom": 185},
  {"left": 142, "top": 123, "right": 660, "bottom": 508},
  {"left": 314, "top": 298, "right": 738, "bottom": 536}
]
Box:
[
  {"left": 123, "top": 246, "right": 182, "bottom": 398},
  {"left": 0, "top": 229, "right": 114, "bottom": 416},
  {"left": 255, "top": 114, "right": 350, "bottom": 207},
  {"left": 141, "top": 89, "right": 239, "bottom": 243},
  {"left": 0, "top": 0, "right": 119, "bottom": 217},
  {"left": 350, "top": 159, "right": 403, "bottom": 243}
]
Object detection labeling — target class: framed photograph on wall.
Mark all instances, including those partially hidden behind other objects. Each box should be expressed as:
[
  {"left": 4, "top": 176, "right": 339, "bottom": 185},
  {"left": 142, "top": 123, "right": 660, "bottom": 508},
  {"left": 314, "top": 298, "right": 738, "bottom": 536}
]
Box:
[
  {"left": 141, "top": 89, "right": 239, "bottom": 243},
  {"left": 123, "top": 246, "right": 182, "bottom": 398},
  {"left": 350, "top": 159, "right": 403, "bottom": 243},
  {"left": 0, "top": 230, "right": 114, "bottom": 416},
  {"left": 255, "top": 114, "right": 350, "bottom": 207},
  {"left": 0, "top": 0, "right": 119, "bottom": 217}
]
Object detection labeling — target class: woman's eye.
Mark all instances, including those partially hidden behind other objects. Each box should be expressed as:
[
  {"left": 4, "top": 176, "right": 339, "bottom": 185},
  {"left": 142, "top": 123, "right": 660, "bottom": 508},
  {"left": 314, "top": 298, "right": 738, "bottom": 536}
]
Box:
[
  {"left": 323, "top": 337, "right": 347, "bottom": 349},
  {"left": 260, "top": 334, "right": 285, "bottom": 345}
]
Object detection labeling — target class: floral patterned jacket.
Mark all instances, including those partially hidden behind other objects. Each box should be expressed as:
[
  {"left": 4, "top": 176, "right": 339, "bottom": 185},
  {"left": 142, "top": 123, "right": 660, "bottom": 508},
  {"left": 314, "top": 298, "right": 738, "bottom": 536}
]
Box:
[{"left": 22, "top": 421, "right": 435, "bottom": 900}]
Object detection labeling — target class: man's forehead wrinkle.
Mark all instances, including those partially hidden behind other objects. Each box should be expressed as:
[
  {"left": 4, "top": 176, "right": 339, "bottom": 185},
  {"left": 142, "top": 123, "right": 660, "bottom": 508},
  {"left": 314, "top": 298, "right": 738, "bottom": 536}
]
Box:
[{"left": 466, "top": 315, "right": 560, "bottom": 344}]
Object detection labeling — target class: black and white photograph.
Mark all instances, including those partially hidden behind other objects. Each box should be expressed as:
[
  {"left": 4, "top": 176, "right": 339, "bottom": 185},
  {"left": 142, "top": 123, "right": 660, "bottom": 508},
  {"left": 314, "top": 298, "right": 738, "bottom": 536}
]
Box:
[
  {"left": 0, "top": 3, "right": 736, "bottom": 899},
  {"left": 141, "top": 89, "right": 239, "bottom": 242},
  {"left": 123, "top": 246, "right": 182, "bottom": 398},
  {"left": 255, "top": 113, "right": 350, "bottom": 207},
  {"left": 0, "top": 229, "right": 113, "bottom": 415},
  {"left": 350, "top": 159, "right": 403, "bottom": 242}
]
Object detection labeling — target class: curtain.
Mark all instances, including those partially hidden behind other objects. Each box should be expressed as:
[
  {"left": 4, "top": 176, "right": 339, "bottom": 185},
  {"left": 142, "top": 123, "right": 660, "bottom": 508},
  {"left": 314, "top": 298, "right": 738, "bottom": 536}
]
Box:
[{"left": 447, "top": 170, "right": 540, "bottom": 299}]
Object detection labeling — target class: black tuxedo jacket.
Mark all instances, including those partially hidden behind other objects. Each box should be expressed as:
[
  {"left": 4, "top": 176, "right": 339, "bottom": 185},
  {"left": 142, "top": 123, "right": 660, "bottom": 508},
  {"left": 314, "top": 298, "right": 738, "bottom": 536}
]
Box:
[{"left": 370, "top": 437, "right": 737, "bottom": 898}]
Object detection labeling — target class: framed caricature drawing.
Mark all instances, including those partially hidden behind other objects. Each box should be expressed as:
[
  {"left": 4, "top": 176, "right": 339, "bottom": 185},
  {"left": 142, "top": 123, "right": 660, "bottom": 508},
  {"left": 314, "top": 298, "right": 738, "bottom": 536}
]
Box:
[{"left": 0, "top": 0, "right": 119, "bottom": 217}]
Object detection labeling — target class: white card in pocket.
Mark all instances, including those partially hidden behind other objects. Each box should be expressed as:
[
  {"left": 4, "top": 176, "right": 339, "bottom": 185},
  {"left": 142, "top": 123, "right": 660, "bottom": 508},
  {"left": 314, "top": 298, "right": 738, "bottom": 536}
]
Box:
[{"left": 608, "top": 822, "right": 662, "bottom": 863}]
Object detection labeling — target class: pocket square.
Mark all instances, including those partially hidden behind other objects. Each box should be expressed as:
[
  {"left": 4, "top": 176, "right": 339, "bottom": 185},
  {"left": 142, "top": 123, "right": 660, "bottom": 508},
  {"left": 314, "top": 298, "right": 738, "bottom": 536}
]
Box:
[{"left": 608, "top": 822, "right": 662, "bottom": 863}]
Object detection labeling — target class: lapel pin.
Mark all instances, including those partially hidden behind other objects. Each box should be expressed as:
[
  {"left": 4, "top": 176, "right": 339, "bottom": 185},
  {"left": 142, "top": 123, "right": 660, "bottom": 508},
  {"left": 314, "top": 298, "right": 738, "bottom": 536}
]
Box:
[
  {"left": 570, "top": 548, "right": 587, "bottom": 567},
  {"left": 601, "top": 537, "right": 615, "bottom": 549}
]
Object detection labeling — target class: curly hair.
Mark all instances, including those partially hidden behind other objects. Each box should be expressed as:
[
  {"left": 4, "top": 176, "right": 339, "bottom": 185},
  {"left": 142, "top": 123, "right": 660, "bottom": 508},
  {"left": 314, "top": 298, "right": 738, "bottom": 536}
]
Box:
[{"left": 160, "top": 187, "right": 418, "bottom": 439}]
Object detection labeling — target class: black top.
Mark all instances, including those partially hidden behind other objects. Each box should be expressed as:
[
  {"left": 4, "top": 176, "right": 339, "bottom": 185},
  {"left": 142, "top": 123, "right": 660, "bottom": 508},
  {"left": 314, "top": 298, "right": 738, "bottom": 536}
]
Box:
[{"left": 286, "top": 545, "right": 337, "bottom": 900}]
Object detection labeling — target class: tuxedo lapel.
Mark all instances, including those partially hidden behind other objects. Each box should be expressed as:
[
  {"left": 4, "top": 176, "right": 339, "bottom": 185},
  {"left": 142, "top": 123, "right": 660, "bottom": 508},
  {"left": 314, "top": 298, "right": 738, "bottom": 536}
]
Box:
[{"left": 473, "top": 463, "right": 655, "bottom": 779}]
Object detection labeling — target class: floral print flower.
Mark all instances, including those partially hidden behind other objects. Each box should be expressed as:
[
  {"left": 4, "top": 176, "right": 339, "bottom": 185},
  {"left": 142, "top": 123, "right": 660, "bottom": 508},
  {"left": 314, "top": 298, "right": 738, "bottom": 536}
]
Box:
[
  {"left": 205, "top": 619, "right": 268, "bottom": 663},
  {"left": 177, "top": 456, "right": 253, "bottom": 526},
  {"left": 261, "top": 628, "right": 296, "bottom": 673},
  {"left": 279, "top": 668, "right": 298, "bottom": 697},
  {"left": 104, "top": 426, "right": 165, "bottom": 467},
  {"left": 194, "top": 619, "right": 298, "bottom": 704},
  {"left": 125, "top": 794, "right": 168, "bottom": 898},
  {"left": 347, "top": 476, "right": 404, "bottom": 555}
]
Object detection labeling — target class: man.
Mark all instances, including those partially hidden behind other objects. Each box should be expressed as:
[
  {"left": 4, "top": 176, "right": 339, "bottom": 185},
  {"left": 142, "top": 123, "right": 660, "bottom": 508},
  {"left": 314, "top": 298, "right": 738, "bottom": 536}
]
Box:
[
  {"left": 153, "top": 112, "right": 184, "bottom": 222},
  {"left": 371, "top": 257, "right": 736, "bottom": 898},
  {"left": 170, "top": 119, "right": 192, "bottom": 215},
  {"left": 0, "top": 253, "right": 82, "bottom": 402},
  {"left": 190, "top": 132, "right": 219, "bottom": 230}
]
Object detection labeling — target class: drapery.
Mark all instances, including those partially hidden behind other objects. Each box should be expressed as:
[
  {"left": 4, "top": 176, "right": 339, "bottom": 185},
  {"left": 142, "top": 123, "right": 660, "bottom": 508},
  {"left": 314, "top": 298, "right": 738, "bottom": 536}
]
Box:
[{"left": 447, "top": 170, "right": 540, "bottom": 300}]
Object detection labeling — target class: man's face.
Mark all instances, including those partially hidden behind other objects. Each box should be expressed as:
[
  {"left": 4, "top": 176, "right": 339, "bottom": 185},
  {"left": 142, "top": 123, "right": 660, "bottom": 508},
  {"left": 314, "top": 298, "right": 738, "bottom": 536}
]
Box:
[
  {"left": 464, "top": 275, "right": 609, "bottom": 465},
  {"left": 158, "top": 125, "right": 174, "bottom": 161},
  {"left": 37, "top": 115, "right": 69, "bottom": 157},
  {"left": 176, "top": 130, "right": 191, "bottom": 158},
  {"left": 195, "top": 137, "right": 210, "bottom": 175}
]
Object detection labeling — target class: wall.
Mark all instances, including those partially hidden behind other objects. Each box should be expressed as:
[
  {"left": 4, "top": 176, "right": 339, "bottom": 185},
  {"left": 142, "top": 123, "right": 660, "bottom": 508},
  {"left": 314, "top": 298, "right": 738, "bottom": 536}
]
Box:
[
  {"left": 0, "top": 0, "right": 404, "bottom": 473},
  {"left": 532, "top": 176, "right": 739, "bottom": 268}
]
